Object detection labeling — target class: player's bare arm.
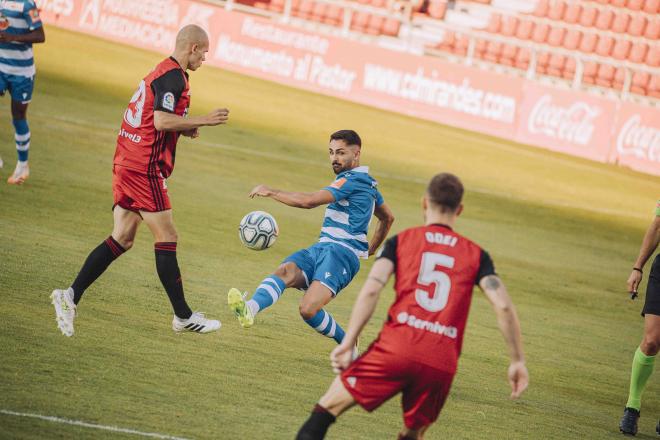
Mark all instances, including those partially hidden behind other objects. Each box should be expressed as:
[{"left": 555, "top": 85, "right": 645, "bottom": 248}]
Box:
[
  {"left": 153, "top": 108, "right": 229, "bottom": 133},
  {"left": 368, "top": 203, "right": 394, "bottom": 256},
  {"left": 249, "top": 185, "right": 335, "bottom": 209},
  {"left": 478, "top": 274, "right": 529, "bottom": 399},
  {"left": 628, "top": 216, "right": 660, "bottom": 296},
  {"left": 0, "top": 26, "right": 44, "bottom": 43},
  {"left": 330, "top": 258, "right": 395, "bottom": 373}
]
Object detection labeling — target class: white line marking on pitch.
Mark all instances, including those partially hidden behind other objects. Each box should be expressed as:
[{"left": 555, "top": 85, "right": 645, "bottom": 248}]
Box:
[{"left": 0, "top": 409, "right": 193, "bottom": 440}]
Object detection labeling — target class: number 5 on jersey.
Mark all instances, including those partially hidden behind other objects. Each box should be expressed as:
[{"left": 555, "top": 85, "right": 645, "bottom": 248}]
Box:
[{"left": 415, "top": 252, "right": 455, "bottom": 312}]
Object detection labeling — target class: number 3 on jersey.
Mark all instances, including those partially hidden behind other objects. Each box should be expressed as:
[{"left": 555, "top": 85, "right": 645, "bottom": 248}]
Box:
[
  {"left": 415, "top": 252, "right": 455, "bottom": 312},
  {"left": 124, "top": 80, "right": 146, "bottom": 128}
]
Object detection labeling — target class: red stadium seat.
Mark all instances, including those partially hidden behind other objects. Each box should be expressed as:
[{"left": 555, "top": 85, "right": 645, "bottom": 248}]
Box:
[
  {"left": 536, "top": 51, "right": 550, "bottom": 74},
  {"left": 515, "top": 19, "right": 534, "bottom": 40},
  {"left": 631, "top": 71, "right": 650, "bottom": 95},
  {"left": 548, "top": 1, "right": 566, "bottom": 20},
  {"left": 531, "top": 23, "right": 550, "bottom": 43},
  {"left": 487, "top": 13, "right": 502, "bottom": 33},
  {"left": 350, "top": 11, "right": 370, "bottom": 30},
  {"left": 547, "top": 27, "right": 565, "bottom": 46},
  {"left": 579, "top": 6, "right": 598, "bottom": 27},
  {"left": 473, "top": 37, "right": 487, "bottom": 58},
  {"left": 563, "top": 29, "right": 582, "bottom": 50},
  {"left": 612, "top": 39, "right": 632, "bottom": 60},
  {"left": 294, "top": 0, "right": 314, "bottom": 18},
  {"left": 595, "top": 35, "right": 614, "bottom": 56},
  {"left": 515, "top": 47, "right": 531, "bottom": 70},
  {"left": 644, "top": 18, "right": 660, "bottom": 39},
  {"left": 613, "top": 67, "right": 627, "bottom": 91},
  {"left": 610, "top": 0, "right": 626, "bottom": 6},
  {"left": 323, "top": 4, "right": 343, "bottom": 26},
  {"left": 595, "top": 9, "right": 614, "bottom": 30},
  {"left": 254, "top": 1, "right": 269, "bottom": 9},
  {"left": 648, "top": 75, "right": 660, "bottom": 98},
  {"left": 596, "top": 64, "right": 615, "bottom": 87},
  {"left": 500, "top": 43, "right": 518, "bottom": 66},
  {"left": 311, "top": 2, "right": 327, "bottom": 22},
  {"left": 437, "top": 30, "right": 455, "bottom": 52},
  {"left": 371, "top": 0, "right": 387, "bottom": 7},
  {"left": 646, "top": 45, "right": 660, "bottom": 67},
  {"left": 643, "top": 0, "right": 660, "bottom": 13},
  {"left": 533, "top": 0, "right": 549, "bottom": 17},
  {"left": 628, "top": 42, "right": 648, "bottom": 63},
  {"left": 627, "top": 15, "right": 647, "bottom": 36},
  {"left": 500, "top": 15, "right": 519, "bottom": 37},
  {"left": 563, "top": 3, "right": 581, "bottom": 23},
  {"left": 484, "top": 41, "right": 503, "bottom": 62},
  {"left": 267, "top": 0, "right": 284, "bottom": 12},
  {"left": 382, "top": 18, "right": 400, "bottom": 36},
  {"left": 454, "top": 35, "right": 469, "bottom": 56},
  {"left": 578, "top": 33, "right": 598, "bottom": 53},
  {"left": 626, "top": 0, "right": 644, "bottom": 9},
  {"left": 366, "top": 15, "right": 385, "bottom": 35},
  {"left": 427, "top": 0, "right": 447, "bottom": 19},
  {"left": 547, "top": 54, "right": 566, "bottom": 77},
  {"left": 562, "top": 57, "right": 576, "bottom": 79},
  {"left": 611, "top": 12, "right": 630, "bottom": 33},
  {"left": 583, "top": 61, "right": 598, "bottom": 84}
]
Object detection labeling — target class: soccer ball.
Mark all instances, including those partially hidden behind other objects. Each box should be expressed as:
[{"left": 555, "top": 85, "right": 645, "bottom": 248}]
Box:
[{"left": 239, "top": 211, "right": 279, "bottom": 250}]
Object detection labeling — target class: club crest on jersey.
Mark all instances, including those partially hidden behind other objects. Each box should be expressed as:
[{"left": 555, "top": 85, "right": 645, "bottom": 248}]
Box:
[
  {"left": 325, "top": 272, "right": 332, "bottom": 279},
  {"left": 162, "top": 92, "right": 175, "bottom": 112},
  {"left": 28, "top": 8, "right": 40, "bottom": 22}
]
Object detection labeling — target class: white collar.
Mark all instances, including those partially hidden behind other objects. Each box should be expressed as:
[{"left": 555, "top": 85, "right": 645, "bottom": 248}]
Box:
[{"left": 351, "top": 166, "right": 369, "bottom": 173}]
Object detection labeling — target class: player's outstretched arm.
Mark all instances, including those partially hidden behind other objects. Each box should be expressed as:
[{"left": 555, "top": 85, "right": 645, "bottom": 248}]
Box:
[
  {"left": 153, "top": 108, "right": 229, "bottom": 132},
  {"left": 368, "top": 203, "right": 395, "bottom": 256},
  {"left": 330, "top": 258, "right": 394, "bottom": 373},
  {"left": 249, "top": 185, "right": 335, "bottom": 209},
  {"left": 0, "top": 27, "right": 45, "bottom": 44},
  {"left": 478, "top": 275, "right": 529, "bottom": 399},
  {"left": 627, "top": 215, "right": 660, "bottom": 296}
]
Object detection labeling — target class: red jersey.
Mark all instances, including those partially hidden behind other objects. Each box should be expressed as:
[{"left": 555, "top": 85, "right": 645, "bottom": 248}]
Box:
[
  {"left": 374, "top": 224, "right": 495, "bottom": 375},
  {"left": 114, "top": 57, "right": 191, "bottom": 178}
]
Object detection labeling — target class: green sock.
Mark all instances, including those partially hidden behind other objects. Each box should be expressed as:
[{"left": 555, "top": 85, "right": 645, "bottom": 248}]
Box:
[{"left": 626, "top": 347, "right": 656, "bottom": 411}]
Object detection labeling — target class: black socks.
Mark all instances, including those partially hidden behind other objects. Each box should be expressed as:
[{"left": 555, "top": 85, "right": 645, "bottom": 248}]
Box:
[
  {"left": 155, "top": 242, "right": 192, "bottom": 320},
  {"left": 71, "top": 236, "right": 126, "bottom": 304},
  {"left": 296, "top": 404, "right": 336, "bottom": 440}
]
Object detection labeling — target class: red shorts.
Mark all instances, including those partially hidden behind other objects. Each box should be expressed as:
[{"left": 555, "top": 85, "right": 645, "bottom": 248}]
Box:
[
  {"left": 112, "top": 165, "right": 171, "bottom": 212},
  {"left": 341, "top": 343, "right": 455, "bottom": 430}
]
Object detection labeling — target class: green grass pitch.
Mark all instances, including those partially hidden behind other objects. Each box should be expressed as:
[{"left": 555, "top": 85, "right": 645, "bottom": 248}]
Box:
[{"left": 0, "top": 26, "right": 659, "bottom": 439}]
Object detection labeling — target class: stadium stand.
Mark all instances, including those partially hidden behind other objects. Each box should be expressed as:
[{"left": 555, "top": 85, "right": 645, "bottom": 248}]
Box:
[{"left": 222, "top": 0, "right": 659, "bottom": 102}]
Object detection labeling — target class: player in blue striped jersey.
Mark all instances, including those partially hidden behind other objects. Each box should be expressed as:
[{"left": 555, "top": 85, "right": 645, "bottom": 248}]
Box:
[
  {"left": 0, "top": 0, "right": 45, "bottom": 184},
  {"left": 228, "top": 130, "right": 394, "bottom": 348}
]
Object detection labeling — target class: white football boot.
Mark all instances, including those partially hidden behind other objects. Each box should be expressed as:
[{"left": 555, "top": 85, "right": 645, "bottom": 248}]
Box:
[
  {"left": 172, "top": 312, "right": 221, "bottom": 334},
  {"left": 50, "top": 288, "right": 76, "bottom": 337}
]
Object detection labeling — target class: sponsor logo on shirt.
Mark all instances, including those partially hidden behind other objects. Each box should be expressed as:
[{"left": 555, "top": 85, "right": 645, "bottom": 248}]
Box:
[
  {"left": 396, "top": 311, "right": 457, "bottom": 339},
  {"left": 330, "top": 177, "right": 347, "bottom": 189},
  {"left": 162, "top": 92, "right": 175, "bottom": 111},
  {"left": 2, "top": 1, "right": 24, "bottom": 12},
  {"left": 118, "top": 128, "right": 142, "bottom": 143}
]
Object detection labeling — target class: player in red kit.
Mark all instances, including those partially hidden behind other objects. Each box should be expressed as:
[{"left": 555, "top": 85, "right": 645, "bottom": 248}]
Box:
[
  {"left": 50, "top": 25, "right": 230, "bottom": 337},
  {"left": 296, "top": 173, "right": 529, "bottom": 440}
]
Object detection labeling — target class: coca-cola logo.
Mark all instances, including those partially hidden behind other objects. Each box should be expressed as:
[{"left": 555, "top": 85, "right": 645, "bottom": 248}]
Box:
[
  {"left": 616, "top": 114, "right": 660, "bottom": 162},
  {"left": 527, "top": 95, "right": 601, "bottom": 146}
]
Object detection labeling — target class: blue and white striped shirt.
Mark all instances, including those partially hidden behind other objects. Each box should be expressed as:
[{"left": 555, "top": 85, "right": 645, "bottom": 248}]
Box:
[
  {"left": 0, "top": 0, "right": 42, "bottom": 77},
  {"left": 320, "top": 166, "right": 384, "bottom": 259}
]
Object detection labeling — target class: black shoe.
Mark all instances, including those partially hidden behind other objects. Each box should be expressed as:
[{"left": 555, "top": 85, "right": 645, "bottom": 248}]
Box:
[
  {"left": 620, "top": 407, "right": 640, "bottom": 436},
  {"left": 656, "top": 419, "right": 659, "bottom": 435}
]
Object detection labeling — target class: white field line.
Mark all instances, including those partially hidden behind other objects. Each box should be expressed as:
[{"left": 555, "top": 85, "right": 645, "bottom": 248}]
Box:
[
  {"left": 4, "top": 108, "right": 651, "bottom": 221},
  {"left": 0, "top": 409, "right": 193, "bottom": 440}
]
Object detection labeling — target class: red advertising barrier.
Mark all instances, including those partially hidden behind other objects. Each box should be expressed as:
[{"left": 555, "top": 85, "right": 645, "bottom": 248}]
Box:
[
  {"left": 37, "top": 0, "right": 660, "bottom": 176},
  {"left": 611, "top": 102, "right": 660, "bottom": 176}
]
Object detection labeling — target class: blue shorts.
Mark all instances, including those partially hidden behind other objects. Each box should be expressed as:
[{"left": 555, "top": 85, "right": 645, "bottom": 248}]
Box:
[
  {"left": 0, "top": 72, "right": 34, "bottom": 103},
  {"left": 283, "top": 242, "right": 361, "bottom": 296}
]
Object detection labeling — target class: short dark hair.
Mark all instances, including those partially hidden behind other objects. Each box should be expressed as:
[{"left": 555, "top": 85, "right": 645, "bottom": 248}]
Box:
[
  {"left": 330, "top": 130, "right": 361, "bottom": 148},
  {"left": 427, "top": 173, "right": 464, "bottom": 212}
]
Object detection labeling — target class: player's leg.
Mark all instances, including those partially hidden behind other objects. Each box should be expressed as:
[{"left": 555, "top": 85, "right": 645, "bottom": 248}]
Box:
[
  {"left": 50, "top": 205, "right": 139, "bottom": 336},
  {"left": 296, "top": 376, "right": 356, "bottom": 440},
  {"left": 299, "top": 282, "right": 347, "bottom": 344},
  {"left": 228, "top": 250, "right": 309, "bottom": 328},
  {"left": 0, "top": 74, "right": 7, "bottom": 170},
  {"left": 7, "top": 75, "right": 34, "bottom": 184},
  {"left": 141, "top": 209, "right": 219, "bottom": 333},
  {"left": 621, "top": 255, "right": 660, "bottom": 435}
]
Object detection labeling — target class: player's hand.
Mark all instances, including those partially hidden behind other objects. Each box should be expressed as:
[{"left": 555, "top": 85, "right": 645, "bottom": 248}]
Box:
[
  {"left": 627, "top": 269, "right": 643, "bottom": 299},
  {"left": 249, "top": 184, "right": 273, "bottom": 198},
  {"left": 330, "top": 343, "right": 354, "bottom": 374},
  {"left": 0, "top": 32, "right": 11, "bottom": 43},
  {"left": 181, "top": 128, "right": 199, "bottom": 138},
  {"left": 508, "top": 361, "right": 529, "bottom": 399},
  {"left": 204, "top": 108, "right": 230, "bottom": 126}
]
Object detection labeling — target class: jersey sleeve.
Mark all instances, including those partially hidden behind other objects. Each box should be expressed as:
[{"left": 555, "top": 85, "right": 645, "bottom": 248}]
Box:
[
  {"left": 151, "top": 69, "right": 186, "bottom": 114},
  {"left": 24, "top": 1, "right": 43, "bottom": 31},
  {"left": 375, "top": 189, "right": 384, "bottom": 207},
  {"left": 475, "top": 249, "right": 496, "bottom": 285},
  {"left": 376, "top": 235, "right": 398, "bottom": 268},
  {"left": 323, "top": 176, "right": 359, "bottom": 201}
]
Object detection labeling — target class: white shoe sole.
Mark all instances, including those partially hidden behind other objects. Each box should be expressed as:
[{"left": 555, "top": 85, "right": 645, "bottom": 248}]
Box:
[
  {"left": 50, "top": 290, "right": 74, "bottom": 337},
  {"left": 172, "top": 320, "right": 221, "bottom": 334}
]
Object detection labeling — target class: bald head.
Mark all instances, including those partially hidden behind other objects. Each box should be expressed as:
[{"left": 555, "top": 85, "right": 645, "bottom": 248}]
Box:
[
  {"left": 175, "top": 24, "right": 209, "bottom": 51},
  {"left": 173, "top": 24, "right": 210, "bottom": 71}
]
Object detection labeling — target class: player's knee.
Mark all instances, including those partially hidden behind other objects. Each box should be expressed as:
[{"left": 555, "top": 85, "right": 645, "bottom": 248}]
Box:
[
  {"left": 114, "top": 236, "right": 134, "bottom": 251},
  {"left": 641, "top": 335, "right": 660, "bottom": 356},
  {"left": 299, "top": 302, "right": 320, "bottom": 321},
  {"left": 275, "top": 263, "right": 297, "bottom": 285}
]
